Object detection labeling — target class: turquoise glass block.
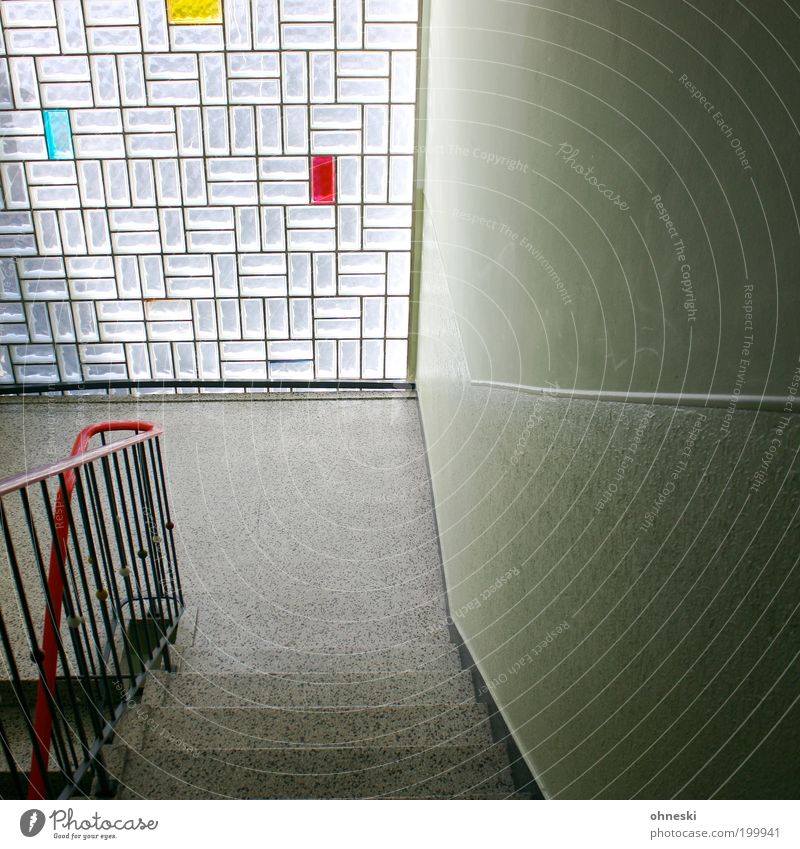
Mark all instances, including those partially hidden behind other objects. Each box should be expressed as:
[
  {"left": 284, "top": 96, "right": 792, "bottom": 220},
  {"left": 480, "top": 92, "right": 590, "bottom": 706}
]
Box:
[{"left": 43, "top": 110, "right": 74, "bottom": 160}]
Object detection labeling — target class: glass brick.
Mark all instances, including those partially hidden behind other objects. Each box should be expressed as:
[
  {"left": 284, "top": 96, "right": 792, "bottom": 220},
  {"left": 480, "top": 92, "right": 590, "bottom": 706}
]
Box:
[
  {"left": 83, "top": 0, "right": 139, "bottom": 26},
  {"left": 21, "top": 277, "right": 68, "bottom": 299},
  {"left": 10, "top": 343, "right": 55, "bottom": 365},
  {"left": 389, "top": 155, "right": 413, "bottom": 202},
  {"left": 166, "top": 0, "right": 222, "bottom": 25},
  {"left": 84, "top": 209, "right": 112, "bottom": 254},
  {"left": 213, "top": 254, "right": 237, "bottom": 295},
  {"left": 115, "top": 256, "right": 141, "bottom": 298},
  {"left": 56, "top": 0, "right": 88, "bottom": 53},
  {"left": 149, "top": 342, "right": 174, "bottom": 376},
  {"left": 281, "top": 0, "right": 333, "bottom": 21},
  {"left": 90, "top": 56, "right": 120, "bottom": 105},
  {"left": 256, "top": 105, "right": 282, "bottom": 153},
  {"left": 288, "top": 253, "right": 311, "bottom": 294},
  {"left": 193, "top": 300, "right": 216, "bottom": 338},
  {"left": 338, "top": 206, "right": 360, "bottom": 250},
  {"left": 261, "top": 207, "right": 286, "bottom": 249},
  {"left": 126, "top": 342, "right": 150, "bottom": 378},
  {"left": 232, "top": 106, "right": 256, "bottom": 155},
  {"left": 119, "top": 56, "right": 146, "bottom": 104},
  {"left": 310, "top": 51, "right": 334, "bottom": 102},
  {"left": 338, "top": 274, "right": 385, "bottom": 295},
  {"left": 241, "top": 299, "right": 264, "bottom": 338},
  {"left": 364, "top": 105, "right": 388, "bottom": 153},
  {"left": 239, "top": 274, "right": 286, "bottom": 298},
  {"left": 362, "top": 297, "right": 385, "bottom": 337},
  {"left": 88, "top": 26, "right": 142, "bottom": 53},
  {"left": 146, "top": 54, "right": 198, "bottom": 79},
  {"left": 208, "top": 182, "right": 258, "bottom": 205},
  {"left": 221, "top": 340, "right": 265, "bottom": 360},
  {"left": 197, "top": 341, "right": 220, "bottom": 377},
  {"left": 177, "top": 107, "right": 202, "bottom": 155},
  {"left": 0, "top": 61, "right": 10, "bottom": 109},
  {"left": 222, "top": 360, "right": 266, "bottom": 379},
  {"left": 364, "top": 156, "right": 388, "bottom": 202},
  {"left": 0, "top": 325, "right": 29, "bottom": 343},
  {"left": 269, "top": 359, "right": 313, "bottom": 379},
  {"left": 33, "top": 211, "right": 62, "bottom": 254},
  {"left": 172, "top": 342, "right": 196, "bottom": 377},
  {"left": 103, "top": 161, "right": 130, "bottom": 206},
  {"left": 311, "top": 154, "right": 335, "bottom": 203},
  {"left": 229, "top": 78, "right": 280, "bottom": 104},
  {"left": 315, "top": 318, "right": 359, "bottom": 338},
  {"left": 261, "top": 182, "right": 308, "bottom": 205},
  {"left": 42, "top": 109, "right": 75, "bottom": 159},
  {"left": 315, "top": 339, "right": 335, "bottom": 377},
  {"left": 390, "top": 105, "right": 415, "bottom": 153},
  {"left": 315, "top": 297, "right": 359, "bottom": 318},
  {"left": 287, "top": 229, "right": 335, "bottom": 251},
  {"left": 58, "top": 210, "right": 87, "bottom": 253},
  {"left": 141, "top": 0, "right": 169, "bottom": 50},
  {"left": 155, "top": 159, "right": 181, "bottom": 205},
  {"left": 363, "top": 228, "right": 410, "bottom": 250},
  {"left": 282, "top": 52, "right": 307, "bottom": 102},
  {"left": 187, "top": 230, "right": 235, "bottom": 252},
  {"left": 338, "top": 252, "right": 386, "bottom": 274},
  {"left": 6, "top": 29, "right": 60, "bottom": 55},
  {"left": 187, "top": 207, "right": 234, "bottom": 230},
  {"left": 201, "top": 53, "right": 226, "bottom": 103},
  {"left": 268, "top": 339, "right": 312, "bottom": 360},
  {"left": 49, "top": 302, "right": 75, "bottom": 341},
  {"left": 281, "top": 24, "right": 334, "bottom": 49},
  {"left": 204, "top": 107, "right": 229, "bottom": 154},
  {"left": 73, "top": 302, "right": 98, "bottom": 341},
  {"left": 1, "top": 136, "right": 48, "bottom": 161},
  {"left": 283, "top": 106, "right": 308, "bottom": 152},
  {"left": 312, "top": 131, "right": 361, "bottom": 154},
  {"left": 266, "top": 298, "right": 288, "bottom": 337},
  {"left": 170, "top": 25, "right": 224, "bottom": 51},
  {"left": 148, "top": 321, "right": 193, "bottom": 341},
  {"left": 99, "top": 321, "right": 146, "bottom": 342},
  {"left": 218, "top": 298, "right": 241, "bottom": 337},
  {"left": 71, "top": 108, "right": 123, "bottom": 134},
  {"left": 180, "top": 158, "right": 207, "bottom": 205},
  {"left": 385, "top": 338, "right": 407, "bottom": 378},
  {"left": 336, "top": 0, "right": 362, "bottom": 48},
  {"left": 224, "top": 0, "right": 252, "bottom": 49},
  {"left": 56, "top": 344, "right": 82, "bottom": 380},
  {"left": 9, "top": 57, "right": 40, "bottom": 107},
  {"left": 16, "top": 363, "right": 59, "bottom": 382},
  {"left": 160, "top": 208, "right": 185, "bottom": 252},
  {"left": 236, "top": 206, "right": 261, "bottom": 251},
  {"left": 73, "top": 135, "right": 126, "bottom": 159},
  {"left": 365, "top": 24, "right": 416, "bottom": 48},
  {"left": 77, "top": 161, "right": 105, "bottom": 207},
  {"left": 361, "top": 339, "right": 384, "bottom": 380},
  {"left": 391, "top": 52, "right": 417, "bottom": 102},
  {"left": 145, "top": 299, "right": 190, "bottom": 320},
  {"left": 338, "top": 77, "right": 389, "bottom": 104},
  {"left": 36, "top": 56, "right": 91, "bottom": 82},
  {"left": 149, "top": 80, "right": 201, "bottom": 105},
  {"left": 253, "top": 0, "right": 278, "bottom": 48},
  {"left": 364, "top": 205, "right": 412, "bottom": 228},
  {"left": 139, "top": 255, "right": 166, "bottom": 297},
  {"left": 130, "top": 160, "right": 156, "bottom": 205},
  {"left": 289, "top": 298, "right": 311, "bottom": 336},
  {"left": 366, "top": 0, "right": 419, "bottom": 21},
  {"left": 338, "top": 339, "right": 359, "bottom": 377},
  {"left": 387, "top": 252, "right": 411, "bottom": 295},
  {"left": 1, "top": 163, "right": 30, "bottom": 208}
]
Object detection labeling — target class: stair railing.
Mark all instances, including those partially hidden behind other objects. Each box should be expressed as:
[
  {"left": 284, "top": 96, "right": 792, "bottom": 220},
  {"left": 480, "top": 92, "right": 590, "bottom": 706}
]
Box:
[{"left": 0, "top": 422, "right": 183, "bottom": 799}]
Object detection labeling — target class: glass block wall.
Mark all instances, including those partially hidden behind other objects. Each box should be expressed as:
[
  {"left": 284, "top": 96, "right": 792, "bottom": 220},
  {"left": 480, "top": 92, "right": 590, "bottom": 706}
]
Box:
[{"left": 0, "top": 0, "right": 418, "bottom": 388}]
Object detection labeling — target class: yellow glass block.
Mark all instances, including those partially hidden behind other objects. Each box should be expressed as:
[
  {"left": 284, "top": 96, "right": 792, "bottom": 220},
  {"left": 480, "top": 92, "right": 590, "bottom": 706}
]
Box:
[{"left": 167, "top": 0, "right": 222, "bottom": 24}]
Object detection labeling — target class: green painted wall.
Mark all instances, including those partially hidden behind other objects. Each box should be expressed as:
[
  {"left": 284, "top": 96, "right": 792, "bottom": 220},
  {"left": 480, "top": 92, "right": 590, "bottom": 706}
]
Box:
[
  {"left": 418, "top": 0, "right": 800, "bottom": 397},
  {"left": 416, "top": 0, "right": 800, "bottom": 798}
]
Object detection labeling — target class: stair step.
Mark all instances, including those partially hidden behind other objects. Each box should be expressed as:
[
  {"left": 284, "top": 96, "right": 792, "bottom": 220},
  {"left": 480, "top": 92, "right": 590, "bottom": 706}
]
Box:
[
  {"left": 174, "top": 642, "right": 464, "bottom": 676},
  {"left": 141, "top": 670, "right": 475, "bottom": 708},
  {"left": 115, "top": 744, "right": 514, "bottom": 799},
  {"left": 124, "top": 704, "right": 493, "bottom": 750},
  {"left": 188, "top": 617, "right": 454, "bottom": 656}
]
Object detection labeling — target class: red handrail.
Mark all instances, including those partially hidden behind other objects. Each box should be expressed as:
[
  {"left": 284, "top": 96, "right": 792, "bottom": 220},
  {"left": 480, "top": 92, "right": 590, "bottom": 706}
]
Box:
[{"left": 28, "top": 421, "right": 159, "bottom": 800}]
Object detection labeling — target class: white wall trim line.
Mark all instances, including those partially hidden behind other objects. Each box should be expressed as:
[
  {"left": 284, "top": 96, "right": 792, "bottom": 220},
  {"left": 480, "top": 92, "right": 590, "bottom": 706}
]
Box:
[{"left": 471, "top": 380, "right": 794, "bottom": 415}]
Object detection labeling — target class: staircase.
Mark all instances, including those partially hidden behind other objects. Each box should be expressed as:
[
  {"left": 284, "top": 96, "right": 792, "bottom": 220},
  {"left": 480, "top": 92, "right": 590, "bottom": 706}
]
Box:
[
  {"left": 104, "top": 607, "right": 522, "bottom": 799},
  {"left": 0, "top": 397, "right": 530, "bottom": 799}
]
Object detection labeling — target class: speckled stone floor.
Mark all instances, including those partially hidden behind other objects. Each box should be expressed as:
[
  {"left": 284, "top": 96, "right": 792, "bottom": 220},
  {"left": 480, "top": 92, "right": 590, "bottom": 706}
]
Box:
[{"left": 0, "top": 396, "right": 521, "bottom": 798}]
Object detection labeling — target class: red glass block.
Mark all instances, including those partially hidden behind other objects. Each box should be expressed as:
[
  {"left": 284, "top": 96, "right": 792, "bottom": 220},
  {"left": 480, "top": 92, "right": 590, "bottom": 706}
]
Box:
[{"left": 311, "top": 155, "right": 336, "bottom": 204}]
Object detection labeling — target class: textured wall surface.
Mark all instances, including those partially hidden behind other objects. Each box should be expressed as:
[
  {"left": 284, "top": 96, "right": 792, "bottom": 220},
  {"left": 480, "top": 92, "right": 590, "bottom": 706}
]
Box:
[{"left": 416, "top": 0, "right": 800, "bottom": 799}]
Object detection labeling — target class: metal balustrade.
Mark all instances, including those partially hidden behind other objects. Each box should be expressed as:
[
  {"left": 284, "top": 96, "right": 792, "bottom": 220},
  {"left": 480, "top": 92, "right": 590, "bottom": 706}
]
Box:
[{"left": 0, "top": 422, "right": 182, "bottom": 799}]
